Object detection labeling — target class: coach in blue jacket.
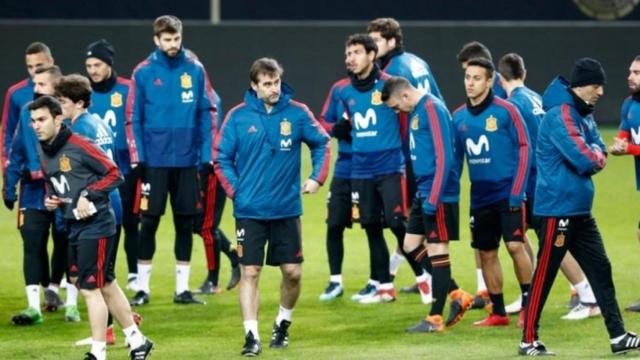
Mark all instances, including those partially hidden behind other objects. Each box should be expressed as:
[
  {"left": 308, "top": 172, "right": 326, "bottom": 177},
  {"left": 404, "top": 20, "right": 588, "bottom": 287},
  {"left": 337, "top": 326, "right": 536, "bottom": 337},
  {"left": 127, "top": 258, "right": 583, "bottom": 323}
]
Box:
[
  {"left": 519, "top": 58, "right": 640, "bottom": 356},
  {"left": 215, "top": 58, "right": 330, "bottom": 356},
  {"left": 126, "top": 15, "right": 217, "bottom": 307}
]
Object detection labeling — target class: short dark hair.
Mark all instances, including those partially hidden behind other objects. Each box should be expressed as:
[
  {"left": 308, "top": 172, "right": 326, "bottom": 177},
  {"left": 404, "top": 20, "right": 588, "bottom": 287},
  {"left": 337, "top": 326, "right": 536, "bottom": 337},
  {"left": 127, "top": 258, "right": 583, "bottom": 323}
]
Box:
[
  {"left": 498, "top": 53, "right": 526, "bottom": 81},
  {"left": 457, "top": 41, "right": 493, "bottom": 63},
  {"left": 55, "top": 74, "right": 92, "bottom": 109},
  {"left": 249, "top": 58, "right": 284, "bottom": 84},
  {"left": 367, "top": 18, "right": 403, "bottom": 47},
  {"left": 466, "top": 58, "right": 495, "bottom": 78},
  {"left": 35, "top": 65, "right": 62, "bottom": 79},
  {"left": 346, "top": 33, "right": 378, "bottom": 56},
  {"left": 28, "top": 95, "right": 62, "bottom": 117},
  {"left": 381, "top": 76, "right": 411, "bottom": 102},
  {"left": 26, "top": 42, "right": 52, "bottom": 57},
  {"left": 153, "top": 15, "right": 182, "bottom": 36}
]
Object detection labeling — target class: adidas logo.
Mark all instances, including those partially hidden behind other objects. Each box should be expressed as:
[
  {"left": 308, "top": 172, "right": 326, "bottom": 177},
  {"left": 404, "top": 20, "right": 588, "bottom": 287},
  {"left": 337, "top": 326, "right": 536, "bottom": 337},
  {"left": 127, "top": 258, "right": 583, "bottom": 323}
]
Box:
[
  {"left": 153, "top": 79, "right": 162, "bottom": 86},
  {"left": 429, "top": 231, "right": 438, "bottom": 239},
  {"left": 393, "top": 205, "right": 402, "bottom": 213},
  {"left": 513, "top": 228, "right": 522, "bottom": 237},
  {"left": 248, "top": 125, "right": 257, "bottom": 133},
  {"left": 87, "top": 275, "right": 96, "bottom": 283}
]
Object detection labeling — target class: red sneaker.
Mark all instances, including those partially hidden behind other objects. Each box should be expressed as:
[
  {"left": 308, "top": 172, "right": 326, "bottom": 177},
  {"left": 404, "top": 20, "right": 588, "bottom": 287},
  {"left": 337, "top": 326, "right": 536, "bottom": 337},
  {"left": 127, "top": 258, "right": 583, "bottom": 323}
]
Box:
[
  {"left": 106, "top": 326, "right": 116, "bottom": 345},
  {"left": 473, "top": 313, "right": 510, "bottom": 326}
]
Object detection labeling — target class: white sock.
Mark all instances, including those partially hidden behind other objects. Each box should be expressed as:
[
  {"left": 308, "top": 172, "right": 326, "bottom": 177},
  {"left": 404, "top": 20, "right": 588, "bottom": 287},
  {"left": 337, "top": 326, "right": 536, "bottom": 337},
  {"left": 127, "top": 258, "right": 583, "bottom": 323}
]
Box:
[
  {"left": 26, "top": 285, "right": 41, "bottom": 312},
  {"left": 416, "top": 273, "right": 428, "bottom": 284},
  {"left": 90, "top": 341, "right": 106, "bottom": 360},
  {"left": 329, "top": 274, "right": 343, "bottom": 285},
  {"left": 123, "top": 324, "right": 145, "bottom": 349},
  {"left": 368, "top": 279, "right": 380, "bottom": 288},
  {"left": 574, "top": 279, "right": 596, "bottom": 304},
  {"left": 275, "top": 305, "right": 293, "bottom": 325},
  {"left": 138, "top": 264, "right": 152, "bottom": 293},
  {"left": 176, "top": 264, "right": 190, "bottom": 294},
  {"left": 379, "top": 282, "right": 394, "bottom": 291},
  {"left": 47, "top": 284, "right": 60, "bottom": 294},
  {"left": 128, "top": 273, "right": 137, "bottom": 281},
  {"left": 66, "top": 283, "right": 78, "bottom": 307},
  {"left": 476, "top": 269, "right": 487, "bottom": 293},
  {"left": 389, "top": 251, "right": 405, "bottom": 276},
  {"left": 611, "top": 333, "right": 628, "bottom": 344},
  {"left": 243, "top": 320, "right": 259, "bottom": 340}
]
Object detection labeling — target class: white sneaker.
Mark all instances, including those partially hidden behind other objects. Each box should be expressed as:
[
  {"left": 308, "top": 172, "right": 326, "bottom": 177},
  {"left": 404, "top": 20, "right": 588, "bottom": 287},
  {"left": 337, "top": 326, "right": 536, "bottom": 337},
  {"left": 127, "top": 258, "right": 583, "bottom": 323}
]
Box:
[
  {"left": 561, "top": 303, "right": 601, "bottom": 320},
  {"left": 505, "top": 295, "right": 523, "bottom": 314},
  {"left": 74, "top": 336, "right": 92, "bottom": 346},
  {"left": 126, "top": 276, "right": 141, "bottom": 292},
  {"left": 417, "top": 281, "right": 433, "bottom": 304},
  {"left": 359, "top": 288, "right": 397, "bottom": 304}
]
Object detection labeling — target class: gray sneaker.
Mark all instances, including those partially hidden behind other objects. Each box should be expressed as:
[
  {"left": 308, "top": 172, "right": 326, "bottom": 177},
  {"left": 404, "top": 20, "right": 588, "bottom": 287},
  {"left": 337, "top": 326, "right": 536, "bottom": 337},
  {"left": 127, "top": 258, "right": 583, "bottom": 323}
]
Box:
[{"left": 44, "top": 289, "right": 64, "bottom": 312}]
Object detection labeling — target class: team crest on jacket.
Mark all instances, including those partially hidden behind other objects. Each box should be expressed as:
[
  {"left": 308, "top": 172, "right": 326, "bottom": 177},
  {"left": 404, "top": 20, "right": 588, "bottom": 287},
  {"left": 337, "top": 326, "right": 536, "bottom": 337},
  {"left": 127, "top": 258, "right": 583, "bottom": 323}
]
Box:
[
  {"left": 110, "top": 92, "right": 123, "bottom": 108},
  {"left": 59, "top": 154, "right": 72, "bottom": 172},
  {"left": 485, "top": 115, "right": 498, "bottom": 132},
  {"left": 180, "top": 73, "right": 193, "bottom": 89},
  {"left": 371, "top": 90, "right": 382, "bottom": 105},
  {"left": 411, "top": 115, "right": 419, "bottom": 130},
  {"left": 554, "top": 233, "right": 565, "bottom": 247},
  {"left": 280, "top": 119, "right": 292, "bottom": 136}
]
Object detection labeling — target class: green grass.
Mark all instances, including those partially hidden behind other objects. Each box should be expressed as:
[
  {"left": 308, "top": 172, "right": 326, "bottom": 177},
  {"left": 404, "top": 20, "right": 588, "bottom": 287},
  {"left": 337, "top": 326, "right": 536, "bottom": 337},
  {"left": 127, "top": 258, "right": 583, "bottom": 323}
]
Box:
[{"left": 1, "top": 127, "right": 640, "bottom": 359}]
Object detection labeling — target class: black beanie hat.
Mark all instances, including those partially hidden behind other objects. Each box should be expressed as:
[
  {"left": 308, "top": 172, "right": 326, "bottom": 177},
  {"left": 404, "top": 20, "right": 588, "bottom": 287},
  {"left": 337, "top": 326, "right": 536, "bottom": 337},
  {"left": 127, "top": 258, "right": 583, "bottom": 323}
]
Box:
[
  {"left": 570, "top": 57, "right": 606, "bottom": 87},
  {"left": 86, "top": 39, "right": 115, "bottom": 66}
]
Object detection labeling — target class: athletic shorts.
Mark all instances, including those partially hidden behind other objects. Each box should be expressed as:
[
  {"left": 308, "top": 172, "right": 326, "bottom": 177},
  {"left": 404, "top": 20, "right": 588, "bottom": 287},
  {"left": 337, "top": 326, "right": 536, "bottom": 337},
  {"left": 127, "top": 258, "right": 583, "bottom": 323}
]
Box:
[
  {"left": 470, "top": 199, "right": 526, "bottom": 251},
  {"left": 326, "top": 177, "right": 353, "bottom": 228},
  {"left": 138, "top": 167, "right": 201, "bottom": 217},
  {"left": 406, "top": 199, "right": 459, "bottom": 243},
  {"left": 235, "top": 217, "right": 303, "bottom": 266},
  {"left": 194, "top": 168, "right": 227, "bottom": 233},
  {"left": 351, "top": 173, "right": 407, "bottom": 227},
  {"left": 68, "top": 235, "right": 116, "bottom": 290}
]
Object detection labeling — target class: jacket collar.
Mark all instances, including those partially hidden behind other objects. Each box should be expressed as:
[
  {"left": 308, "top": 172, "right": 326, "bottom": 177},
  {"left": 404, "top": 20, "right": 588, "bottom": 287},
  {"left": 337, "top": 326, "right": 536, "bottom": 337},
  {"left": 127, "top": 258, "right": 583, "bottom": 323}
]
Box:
[
  {"left": 152, "top": 47, "right": 186, "bottom": 69},
  {"left": 244, "top": 82, "right": 295, "bottom": 115}
]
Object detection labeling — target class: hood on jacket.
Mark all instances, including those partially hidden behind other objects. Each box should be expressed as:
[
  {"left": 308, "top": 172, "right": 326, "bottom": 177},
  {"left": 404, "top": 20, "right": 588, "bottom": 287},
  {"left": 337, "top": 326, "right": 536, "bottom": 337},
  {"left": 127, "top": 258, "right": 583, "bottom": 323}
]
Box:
[
  {"left": 244, "top": 82, "right": 295, "bottom": 115},
  {"left": 541, "top": 76, "right": 574, "bottom": 112}
]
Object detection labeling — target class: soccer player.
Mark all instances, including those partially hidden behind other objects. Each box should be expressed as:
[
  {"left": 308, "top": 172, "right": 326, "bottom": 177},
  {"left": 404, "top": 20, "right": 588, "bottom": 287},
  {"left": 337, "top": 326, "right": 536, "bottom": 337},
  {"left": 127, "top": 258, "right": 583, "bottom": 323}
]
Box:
[
  {"left": 498, "top": 53, "right": 600, "bottom": 321},
  {"left": 214, "top": 57, "right": 330, "bottom": 356},
  {"left": 457, "top": 41, "right": 507, "bottom": 99},
  {"left": 3, "top": 65, "right": 68, "bottom": 324},
  {"left": 609, "top": 55, "right": 640, "bottom": 312},
  {"left": 519, "top": 58, "right": 640, "bottom": 356},
  {"left": 85, "top": 39, "right": 140, "bottom": 292},
  {"left": 33, "top": 95, "right": 153, "bottom": 360},
  {"left": 452, "top": 58, "right": 532, "bottom": 326},
  {"left": 382, "top": 76, "right": 474, "bottom": 332},
  {"left": 126, "top": 15, "right": 217, "bottom": 306},
  {"left": 367, "top": 17, "right": 444, "bottom": 296}
]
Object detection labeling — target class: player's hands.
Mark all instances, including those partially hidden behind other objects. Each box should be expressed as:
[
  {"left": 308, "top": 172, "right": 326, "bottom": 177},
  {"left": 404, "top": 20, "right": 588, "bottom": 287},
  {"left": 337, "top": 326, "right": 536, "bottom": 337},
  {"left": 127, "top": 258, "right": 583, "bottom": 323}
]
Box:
[
  {"left": 75, "top": 195, "right": 94, "bottom": 219},
  {"left": 609, "top": 137, "right": 628, "bottom": 156},
  {"left": 302, "top": 179, "right": 320, "bottom": 194},
  {"left": 3, "top": 198, "right": 14, "bottom": 210},
  {"left": 45, "top": 196, "right": 60, "bottom": 211},
  {"left": 332, "top": 120, "right": 352, "bottom": 143}
]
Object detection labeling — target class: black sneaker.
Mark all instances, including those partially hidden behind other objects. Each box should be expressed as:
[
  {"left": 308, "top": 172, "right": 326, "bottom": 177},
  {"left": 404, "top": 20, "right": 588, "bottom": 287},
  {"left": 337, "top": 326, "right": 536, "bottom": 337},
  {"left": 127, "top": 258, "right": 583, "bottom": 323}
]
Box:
[
  {"left": 129, "top": 291, "right": 150, "bottom": 306},
  {"left": 129, "top": 338, "right": 154, "bottom": 360},
  {"left": 193, "top": 280, "right": 222, "bottom": 295},
  {"left": 227, "top": 264, "right": 241, "bottom": 290},
  {"left": 83, "top": 353, "right": 97, "bottom": 360},
  {"left": 471, "top": 293, "right": 490, "bottom": 310},
  {"left": 400, "top": 283, "right": 420, "bottom": 294},
  {"left": 44, "top": 289, "right": 64, "bottom": 312},
  {"left": 269, "top": 320, "right": 291, "bottom": 349},
  {"left": 519, "top": 341, "right": 556, "bottom": 356},
  {"left": 173, "top": 290, "right": 206, "bottom": 305},
  {"left": 625, "top": 300, "right": 640, "bottom": 312},
  {"left": 611, "top": 332, "right": 640, "bottom": 355},
  {"left": 241, "top": 331, "right": 262, "bottom": 357}
]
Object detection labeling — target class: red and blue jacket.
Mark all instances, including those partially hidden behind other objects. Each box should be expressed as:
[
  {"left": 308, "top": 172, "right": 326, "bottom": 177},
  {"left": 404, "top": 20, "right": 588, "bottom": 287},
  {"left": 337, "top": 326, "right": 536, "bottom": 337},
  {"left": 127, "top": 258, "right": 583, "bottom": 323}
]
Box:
[
  {"left": 320, "top": 78, "right": 351, "bottom": 179},
  {"left": 89, "top": 75, "right": 132, "bottom": 174},
  {"left": 2, "top": 78, "right": 33, "bottom": 170},
  {"left": 214, "top": 84, "right": 330, "bottom": 220},
  {"left": 409, "top": 94, "right": 459, "bottom": 214},
  {"left": 508, "top": 86, "right": 544, "bottom": 197},
  {"left": 126, "top": 48, "right": 217, "bottom": 167},
  {"left": 453, "top": 92, "right": 531, "bottom": 209},
  {"left": 617, "top": 94, "right": 640, "bottom": 191},
  {"left": 534, "top": 76, "right": 607, "bottom": 216},
  {"left": 381, "top": 50, "right": 445, "bottom": 104}
]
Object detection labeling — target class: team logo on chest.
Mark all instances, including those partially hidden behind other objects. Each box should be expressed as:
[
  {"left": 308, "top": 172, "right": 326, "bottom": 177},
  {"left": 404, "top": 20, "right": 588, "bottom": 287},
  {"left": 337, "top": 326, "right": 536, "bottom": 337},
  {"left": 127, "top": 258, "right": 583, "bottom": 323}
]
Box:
[
  {"left": 371, "top": 90, "right": 382, "bottom": 105},
  {"left": 110, "top": 92, "right": 123, "bottom": 108},
  {"left": 485, "top": 115, "right": 498, "bottom": 132},
  {"left": 411, "top": 115, "right": 420, "bottom": 130},
  {"left": 280, "top": 118, "right": 292, "bottom": 136},
  {"left": 59, "top": 154, "right": 72, "bottom": 172},
  {"left": 180, "top": 73, "right": 193, "bottom": 89}
]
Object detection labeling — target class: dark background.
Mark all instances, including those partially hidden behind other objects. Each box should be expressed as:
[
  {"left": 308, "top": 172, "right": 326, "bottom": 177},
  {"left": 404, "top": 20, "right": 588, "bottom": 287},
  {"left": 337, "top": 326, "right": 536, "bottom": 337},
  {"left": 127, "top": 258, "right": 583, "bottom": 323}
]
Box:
[{"left": 2, "top": 22, "right": 637, "bottom": 123}]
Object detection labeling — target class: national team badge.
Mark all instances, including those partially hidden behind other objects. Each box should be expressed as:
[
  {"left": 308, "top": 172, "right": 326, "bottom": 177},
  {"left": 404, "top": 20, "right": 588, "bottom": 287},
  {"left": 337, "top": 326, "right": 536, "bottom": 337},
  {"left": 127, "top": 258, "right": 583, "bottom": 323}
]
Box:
[
  {"left": 485, "top": 115, "right": 498, "bottom": 132},
  {"left": 280, "top": 119, "right": 292, "bottom": 136},
  {"left": 180, "top": 73, "right": 193, "bottom": 89},
  {"left": 110, "top": 92, "right": 123, "bottom": 108},
  {"left": 371, "top": 90, "right": 382, "bottom": 105},
  {"left": 554, "top": 233, "right": 565, "bottom": 247},
  {"left": 411, "top": 115, "right": 419, "bottom": 130},
  {"left": 59, "top": 154, "right": 72, "bottom": 172}
]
